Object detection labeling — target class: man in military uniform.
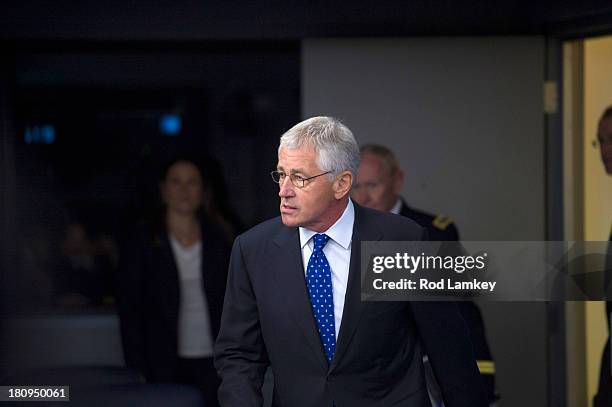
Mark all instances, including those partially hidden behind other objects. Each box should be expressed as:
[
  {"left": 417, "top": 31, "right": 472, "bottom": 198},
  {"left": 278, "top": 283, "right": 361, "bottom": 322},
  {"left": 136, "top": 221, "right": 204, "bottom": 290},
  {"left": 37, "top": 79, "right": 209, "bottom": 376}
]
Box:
[{"left": 352, "top": 143, "right": 498, "bottom": 406}]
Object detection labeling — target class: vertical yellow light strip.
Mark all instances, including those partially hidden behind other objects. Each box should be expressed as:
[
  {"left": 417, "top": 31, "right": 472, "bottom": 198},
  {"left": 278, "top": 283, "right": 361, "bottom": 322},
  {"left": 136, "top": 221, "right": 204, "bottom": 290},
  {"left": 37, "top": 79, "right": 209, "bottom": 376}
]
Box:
[{"left": 564, "top": 40, "right": 587, "bottom": 407}]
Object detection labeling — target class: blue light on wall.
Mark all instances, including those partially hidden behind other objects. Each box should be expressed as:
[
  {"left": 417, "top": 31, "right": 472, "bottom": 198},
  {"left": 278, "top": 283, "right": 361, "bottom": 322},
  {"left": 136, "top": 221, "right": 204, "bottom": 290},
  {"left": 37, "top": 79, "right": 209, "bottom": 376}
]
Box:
[
  {"left": 24, "top": 125, "right": 55, "bottom": 144},
  {"left": 159, "top": 114, "right": 182, "bottom": 136}
]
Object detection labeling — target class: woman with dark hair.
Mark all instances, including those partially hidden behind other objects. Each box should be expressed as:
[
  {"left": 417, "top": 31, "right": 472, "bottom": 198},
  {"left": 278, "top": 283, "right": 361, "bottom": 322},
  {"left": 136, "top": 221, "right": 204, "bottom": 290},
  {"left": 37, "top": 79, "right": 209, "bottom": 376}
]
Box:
[{"left": 118, "top": 157, "right": 231, "bottom": 407}]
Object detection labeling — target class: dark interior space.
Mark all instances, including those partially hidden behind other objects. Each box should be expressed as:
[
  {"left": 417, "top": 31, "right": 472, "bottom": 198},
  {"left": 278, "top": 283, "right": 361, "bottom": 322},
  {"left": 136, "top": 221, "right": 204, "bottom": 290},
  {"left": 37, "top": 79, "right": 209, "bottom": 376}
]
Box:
[{"left": 5, "top": 42, "right": 300, "bottom": 312}]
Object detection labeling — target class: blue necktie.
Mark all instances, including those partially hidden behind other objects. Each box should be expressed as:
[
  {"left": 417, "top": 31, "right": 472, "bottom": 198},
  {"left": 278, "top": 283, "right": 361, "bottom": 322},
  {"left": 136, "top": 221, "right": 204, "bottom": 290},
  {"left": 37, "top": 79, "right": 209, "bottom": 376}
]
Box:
[{"left": 306, "top": 233, "right": 336, "bottom": 363}]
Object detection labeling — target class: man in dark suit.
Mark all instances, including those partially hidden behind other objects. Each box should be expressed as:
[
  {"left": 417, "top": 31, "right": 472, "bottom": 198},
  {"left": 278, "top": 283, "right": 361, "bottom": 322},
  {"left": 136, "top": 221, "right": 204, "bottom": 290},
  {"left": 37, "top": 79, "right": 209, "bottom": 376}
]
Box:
[
  {"left": 352, "top": 144, "right": 498, "bottom": 405},
  {"left": 214, "top": 117, "right": 487, "bottom": 407},
  {"left": 595, "top": 105, "right": 612, "bottom": 407}
]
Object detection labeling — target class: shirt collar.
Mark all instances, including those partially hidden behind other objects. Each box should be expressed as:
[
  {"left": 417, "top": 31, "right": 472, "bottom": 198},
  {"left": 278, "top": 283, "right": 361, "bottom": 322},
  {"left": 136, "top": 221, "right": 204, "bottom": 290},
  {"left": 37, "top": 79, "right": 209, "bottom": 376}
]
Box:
[
  {"left": 299, "top": 198, "right": 355, "bottom": 250},
  {"left": 390, "top": 197, "right": 403, "bottom": 215}
]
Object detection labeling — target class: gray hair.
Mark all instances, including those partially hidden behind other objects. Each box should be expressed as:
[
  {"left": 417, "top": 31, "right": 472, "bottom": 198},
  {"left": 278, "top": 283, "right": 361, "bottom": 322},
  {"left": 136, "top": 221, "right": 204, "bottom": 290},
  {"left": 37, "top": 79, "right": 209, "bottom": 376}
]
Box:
[
  {"left": 360, "top": 144, "right": 401, "bottom": 175},
  {"left": 279, "top": 116, "right": 360, "bottom": 178}
]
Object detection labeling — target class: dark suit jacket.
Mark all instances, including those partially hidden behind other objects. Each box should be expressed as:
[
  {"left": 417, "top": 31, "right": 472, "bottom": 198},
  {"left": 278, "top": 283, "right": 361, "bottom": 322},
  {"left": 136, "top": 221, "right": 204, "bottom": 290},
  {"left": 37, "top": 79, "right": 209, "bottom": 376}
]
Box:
[
  {"left": 214, "top": 203, "right": 487, "bottom": 407},
  {"left": 118, "top": 219, "right": 230, "bottom": 382}
]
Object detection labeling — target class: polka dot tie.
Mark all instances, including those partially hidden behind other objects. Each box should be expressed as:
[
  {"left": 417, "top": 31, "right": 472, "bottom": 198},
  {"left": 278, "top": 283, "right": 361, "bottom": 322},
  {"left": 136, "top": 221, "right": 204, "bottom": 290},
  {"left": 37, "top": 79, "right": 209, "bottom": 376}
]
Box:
[{"left": 306, "top": 233, "right": 336, "bottom": 363}]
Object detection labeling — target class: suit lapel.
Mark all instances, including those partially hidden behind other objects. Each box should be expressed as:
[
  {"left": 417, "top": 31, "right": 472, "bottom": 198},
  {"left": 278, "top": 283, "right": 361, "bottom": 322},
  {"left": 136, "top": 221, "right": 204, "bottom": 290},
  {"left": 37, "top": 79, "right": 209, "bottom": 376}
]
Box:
[
  {"left": 157, "top": 230, "right": 180, "bottom": 326},
  {"left": 199, "top": 222, "right": 218, "bottom": 300},
  {"left": 331, "top": 204, "right": 383, "bottom": 371},
  {"left": 273, "top": 226, "right": 328, "bottom": 370}
]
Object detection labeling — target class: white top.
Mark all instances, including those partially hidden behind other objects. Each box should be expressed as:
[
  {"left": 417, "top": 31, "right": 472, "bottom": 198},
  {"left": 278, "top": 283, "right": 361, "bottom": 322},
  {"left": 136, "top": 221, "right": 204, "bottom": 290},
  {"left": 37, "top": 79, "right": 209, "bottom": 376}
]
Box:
[
  {"left": 299, "top": 199, "right": 355, "bottom": 338},
  {"left": 169, "top": 237, "right": 214, "bottom": 358},
  {"left": 390, "top": 198, "right": 403, "bottom": 215}
]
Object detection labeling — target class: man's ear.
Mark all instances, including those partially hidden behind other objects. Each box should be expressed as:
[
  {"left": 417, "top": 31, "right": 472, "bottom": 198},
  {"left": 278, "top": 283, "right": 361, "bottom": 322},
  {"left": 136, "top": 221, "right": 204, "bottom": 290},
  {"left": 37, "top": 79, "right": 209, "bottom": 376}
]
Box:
[
  {"left": 334, "top": 171, "right": 353, "bottom": 199},
  {"left": 392, "top": 169, "right": 404, "bottom": 195}
]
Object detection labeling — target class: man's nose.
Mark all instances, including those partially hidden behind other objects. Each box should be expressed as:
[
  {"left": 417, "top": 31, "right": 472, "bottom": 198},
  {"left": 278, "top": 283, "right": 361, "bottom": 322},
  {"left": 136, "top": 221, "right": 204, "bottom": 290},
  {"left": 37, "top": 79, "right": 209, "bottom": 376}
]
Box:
[{"left": 278, "top": 177, "right": 295, "bottom": 198}]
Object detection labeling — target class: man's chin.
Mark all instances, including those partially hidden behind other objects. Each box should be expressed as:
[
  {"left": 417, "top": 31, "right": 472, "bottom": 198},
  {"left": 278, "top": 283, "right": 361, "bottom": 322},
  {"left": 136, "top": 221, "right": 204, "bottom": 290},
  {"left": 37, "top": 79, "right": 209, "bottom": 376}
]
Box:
[{"left": 281, "top": 214, "right": 300, "bottom": 227}]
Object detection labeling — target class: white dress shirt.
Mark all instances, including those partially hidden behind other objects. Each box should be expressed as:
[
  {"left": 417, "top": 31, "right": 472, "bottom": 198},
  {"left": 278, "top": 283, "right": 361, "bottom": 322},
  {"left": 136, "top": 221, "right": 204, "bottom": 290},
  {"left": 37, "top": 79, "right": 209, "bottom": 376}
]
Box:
[
  {"left": 299, "top": 199, "right": 355, "bottom": 338},
  {"left": 390, "top": 198, "right": 402, "bottom": 215}
]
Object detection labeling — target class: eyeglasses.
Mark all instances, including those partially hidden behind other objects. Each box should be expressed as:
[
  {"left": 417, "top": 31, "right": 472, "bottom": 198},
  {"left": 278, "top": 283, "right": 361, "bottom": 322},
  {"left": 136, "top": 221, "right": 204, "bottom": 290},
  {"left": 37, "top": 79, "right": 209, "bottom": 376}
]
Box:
[{"left": 270, "top": 170, "right": 331, "bottom": 188}]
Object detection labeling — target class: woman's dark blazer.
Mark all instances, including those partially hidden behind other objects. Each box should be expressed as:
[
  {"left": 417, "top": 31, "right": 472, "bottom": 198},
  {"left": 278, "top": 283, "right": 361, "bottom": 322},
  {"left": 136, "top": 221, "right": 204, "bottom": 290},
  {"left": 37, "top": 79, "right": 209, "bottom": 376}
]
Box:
[{"left": 117, "top": 218, "right": 231, "bottom": 382}]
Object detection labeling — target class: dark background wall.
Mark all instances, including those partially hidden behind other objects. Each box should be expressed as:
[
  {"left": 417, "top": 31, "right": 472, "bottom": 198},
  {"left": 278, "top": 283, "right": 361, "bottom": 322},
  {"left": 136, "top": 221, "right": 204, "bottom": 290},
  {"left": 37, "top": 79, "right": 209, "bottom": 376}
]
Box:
[
  {"left": 3, "top": 43, "right": 300, "bottom": 312},
  {"left": 1, "top": 0, "right": 612, "bottom": 39}
]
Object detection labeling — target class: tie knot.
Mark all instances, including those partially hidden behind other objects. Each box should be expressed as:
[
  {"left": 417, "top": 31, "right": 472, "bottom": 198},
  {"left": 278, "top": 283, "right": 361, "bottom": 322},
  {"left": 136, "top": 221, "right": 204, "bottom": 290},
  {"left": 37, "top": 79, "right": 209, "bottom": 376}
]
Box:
[{"left": 312, "top": 233, "right": 330, "bottom": 252}]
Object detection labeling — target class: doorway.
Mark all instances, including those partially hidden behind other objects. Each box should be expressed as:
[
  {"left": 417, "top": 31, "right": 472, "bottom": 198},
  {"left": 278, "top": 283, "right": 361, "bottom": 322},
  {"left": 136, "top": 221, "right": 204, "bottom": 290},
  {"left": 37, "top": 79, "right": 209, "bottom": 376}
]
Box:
[{"left": 563, "top": 34, "right": 612, "bottom": 407}]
